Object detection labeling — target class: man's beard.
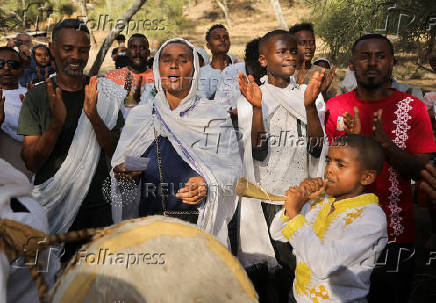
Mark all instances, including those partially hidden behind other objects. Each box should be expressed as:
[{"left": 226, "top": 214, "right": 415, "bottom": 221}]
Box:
[
  {"left": 355, "top": 69, "right": 390, "bottom": 90},
  {"left": 128, "top": 57, "right": 147, "bottom": 71},
  {"left": 62, "top": 59, "right": 86, "bottom": 77}
]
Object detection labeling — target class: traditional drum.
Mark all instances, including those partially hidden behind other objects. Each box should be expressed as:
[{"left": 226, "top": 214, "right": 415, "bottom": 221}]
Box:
[{"left": 47, "top": 216, "right": 258, "bottom": 303}]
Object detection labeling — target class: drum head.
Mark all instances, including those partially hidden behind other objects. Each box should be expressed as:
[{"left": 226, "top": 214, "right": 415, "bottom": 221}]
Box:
[{"left": 48, "top": 216, "right": 258, "bottom": 303}]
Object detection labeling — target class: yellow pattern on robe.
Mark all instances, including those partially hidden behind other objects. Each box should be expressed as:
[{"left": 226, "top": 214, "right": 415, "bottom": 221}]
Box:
[
  {"left": 309, "top": 285, "right": 330, "bottom": 303},
  {"left": 344, "top": 208, "right": 364, "bottom": 226},
  {"left": 270, "top": 193, "right": 387, "bottom": 302},
  {"left": 294, "top": 262, "right": 311, "bottom": 295}
]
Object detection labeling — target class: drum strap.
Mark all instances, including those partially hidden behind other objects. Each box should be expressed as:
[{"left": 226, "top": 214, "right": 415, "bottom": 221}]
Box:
[{"left": 153, "top": 126, "right": 200, "bottom": 218}]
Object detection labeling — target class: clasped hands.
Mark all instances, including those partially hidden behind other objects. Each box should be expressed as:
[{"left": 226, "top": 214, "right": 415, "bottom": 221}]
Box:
[
  {"left": 343, "top": 106, "right": 391, "bottom": 148},
  {"left": 113, "top": 163, "right": 207, "bottom": 206},
  {"left": 284, "top": 177, "right": 327, "bottom": 219},
  {"left": 237, "top": 69, "right": 327, "bottom": 110}
]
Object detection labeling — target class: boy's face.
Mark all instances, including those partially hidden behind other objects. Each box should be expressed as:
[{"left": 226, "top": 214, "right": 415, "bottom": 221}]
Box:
[
  {"left": 207, "top": 28, "right": 230, "bottom": 55},
  {"left": 259, "top": 35, "right": 297, "bottom": 80},
  {"left": 34, "top": 47, "right": 50, "bottom": 67},
  {"left": 294, "top": 30, "right": 316, "bottom": 64},
  {"left": 324, "top": 146, "right": 372, "bottom": 201}
]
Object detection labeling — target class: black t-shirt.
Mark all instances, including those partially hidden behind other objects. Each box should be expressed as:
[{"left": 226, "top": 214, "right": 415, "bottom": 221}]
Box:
[{"left": 18, "top": 78, "right": 124, "bottom": 208}]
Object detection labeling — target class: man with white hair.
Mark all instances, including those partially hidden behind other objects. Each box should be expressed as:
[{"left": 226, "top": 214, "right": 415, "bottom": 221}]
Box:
[{"left": 6, "top": 33, "right": 34, "bottom": 87}]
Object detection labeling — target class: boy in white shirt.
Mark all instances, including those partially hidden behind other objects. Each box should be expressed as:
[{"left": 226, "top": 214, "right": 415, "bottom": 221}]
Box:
[
  {"left": 270, "top": 134, "right": 388, "bottom": 302},
  {"left": 237, "top": 30, "right": 325, "bottom": 301}
]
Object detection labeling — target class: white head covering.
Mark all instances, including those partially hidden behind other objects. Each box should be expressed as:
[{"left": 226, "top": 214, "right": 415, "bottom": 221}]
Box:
[
  {"left": 195, "top": 47, "right": 210, "bottom": 65},
  {"left": 112, "top": 38, "right": 242, "bottom": 246},
  {"left": 313, "top": 57, "right": 331, "bottom": 68},
  {"left": 152, "top": 38, "right": 201, "bottom": 111}
]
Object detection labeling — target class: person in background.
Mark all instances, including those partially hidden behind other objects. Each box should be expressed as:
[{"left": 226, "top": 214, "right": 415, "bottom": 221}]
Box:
[
  {"left": 197, "top": 24, "right": 239, "bottom": 99},
  {"left": 313, "top": 57, "right": 331, "bottom": 69},
  {"left": 112, "top": 34, "right": 129, "bottom": 70},
  {"left": 290, "top": 23, "right": 338, "bottom": 101},
  {"left": 0, "top": 47, "right": 32, "bottom": 178},
  {"left": 340, "top": 58, "right": 424, "bottom": 100},
  {"left": 214, "top": 37, "right": 262, "bottom": 109},
  {"left": 6, "top": 33, "right": 33, "bottom": 87},
  {"left": 105, "top": 33, "right": 154, "bottom": 118},
  {"left": 29, "top": 44, "right": 55, "bottom": 84}
]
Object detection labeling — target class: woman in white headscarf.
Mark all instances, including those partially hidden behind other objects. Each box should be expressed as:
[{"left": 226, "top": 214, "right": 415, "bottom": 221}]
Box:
[{"left": 111, "top": 38, "right": 242, "bottom": 247}]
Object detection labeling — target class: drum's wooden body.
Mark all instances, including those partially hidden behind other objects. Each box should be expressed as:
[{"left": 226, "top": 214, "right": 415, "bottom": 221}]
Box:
[{"left": 48, "top": 216, "right": 258, "bottom": 303}]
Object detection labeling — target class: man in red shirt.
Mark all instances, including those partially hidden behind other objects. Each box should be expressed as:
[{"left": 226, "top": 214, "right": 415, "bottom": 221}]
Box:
[{"left": 325, "top": 33, "right": 436, "bottom": 303}]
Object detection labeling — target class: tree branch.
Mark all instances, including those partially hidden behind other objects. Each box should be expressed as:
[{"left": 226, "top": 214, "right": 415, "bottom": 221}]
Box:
[
  {"left": 88, "top": 0, "right": 148, "bottom": 76},
  {"left": 215, "top": 0, "right": 232, "bottom": 27}
]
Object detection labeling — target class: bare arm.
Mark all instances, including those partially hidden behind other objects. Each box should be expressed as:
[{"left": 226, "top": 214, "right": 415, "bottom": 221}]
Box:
[
  {"left": 304, "top": 70, "right": 325, "bottom": 156},
  {"left": 21, "top": 125, "right": 63, "bottom": 172},
  {"left": 21, "top": 80, "right": 66, "bottom": 172}
]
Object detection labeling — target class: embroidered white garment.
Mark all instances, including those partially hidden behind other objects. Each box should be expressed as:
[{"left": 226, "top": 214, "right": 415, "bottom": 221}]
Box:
[
  {"left": 1, "top": 85, "right": 27, "bottom": 142},
  {"left": 197, "top": 54, "right": 241, "bottom": 99},
  {"left": 270, "top": 193, "right": 387, "bottom": 303},
  {"left": 196, "top": 47, "right": 210, "bottom": 65},
  {"left": 31, "top": 78, "right": 126, "bottom": 233},
  {"left": 0, "top": 158, "right": 60, "bottom": 303},
  {"left": 214, "top": 62, "right": 246, "bottom": 108},
  {"left": 237, "top": 80, "right": 325, "bottom": 268},
  {"left": 111, "top": 38, "right": 242, "bottom": 247},
  {"left": 339, "top": 67, "right": 357, "bottom": 94}
]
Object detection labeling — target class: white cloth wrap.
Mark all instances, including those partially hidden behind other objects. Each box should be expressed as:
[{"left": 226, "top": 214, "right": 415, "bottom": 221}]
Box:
[
  {"left": 111, "top": 38, "right": 242, "bottom": 247},
  {"left": 1, "top": 85, "right": 27, "bottom": 142},
  {"left": 236, "top": 80, "right": 325, "bottom": 268},
  {"left": 0, "top": 158, "right": 30, "bottom": 303},
  {"left": 0, "top": 158, "right": 60, "bottom": 303},
  {"left": 31, "top": 78, "right": 126, "bottom": 234},
  {"left": 214, "top": 62, "right": 247, "bottom": 108}
]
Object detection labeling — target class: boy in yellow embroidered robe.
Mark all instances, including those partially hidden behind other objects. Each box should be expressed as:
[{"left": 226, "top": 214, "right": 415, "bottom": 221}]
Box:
[{"left": 270, "top": 135, "right": 388, "bottom": 302}]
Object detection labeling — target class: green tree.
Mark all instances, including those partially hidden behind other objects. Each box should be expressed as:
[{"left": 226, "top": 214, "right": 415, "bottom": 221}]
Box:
[
  {"left": 308, "top": 0, "right": 436, "bottom": 66},
  {"left": 308, "top": 0, "right": 390, "bottom": 63}
]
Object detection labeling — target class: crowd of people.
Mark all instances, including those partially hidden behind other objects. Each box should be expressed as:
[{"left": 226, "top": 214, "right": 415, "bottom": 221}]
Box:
[{"left": 1, "top": 17, "right": 436, "bottom": 303}]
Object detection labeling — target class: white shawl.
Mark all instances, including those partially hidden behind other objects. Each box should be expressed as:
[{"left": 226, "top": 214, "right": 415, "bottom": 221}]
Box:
[
  {"left": 32, "top": 78, "right": 126, "bottom": 233},
  {"left": 237, "top": 80, "right": 325, "bottom": 268},
  {"left": 0, "top": 158, "right": 32, "bottom": 215},
  {"left": 1, "top": 85, "right": 27, "bottom": 142},
  {"left": 0, "top": 158, "right": 60, "bottom": 303},
  {"left": 111, "top": 38, "right": 242, "bottom": 247},
  {"left": 0, "top": 158, "right": 32, "bottom": 303}
]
